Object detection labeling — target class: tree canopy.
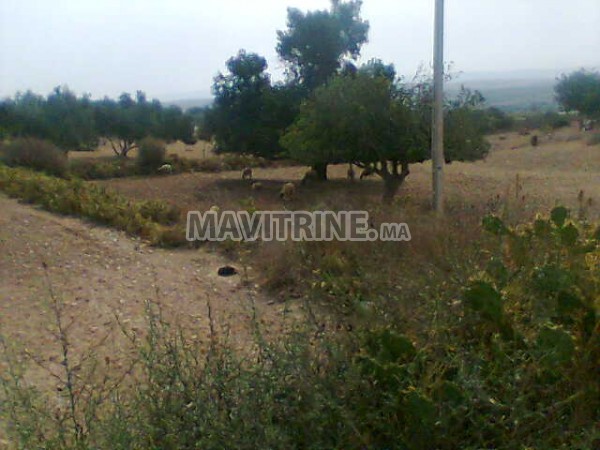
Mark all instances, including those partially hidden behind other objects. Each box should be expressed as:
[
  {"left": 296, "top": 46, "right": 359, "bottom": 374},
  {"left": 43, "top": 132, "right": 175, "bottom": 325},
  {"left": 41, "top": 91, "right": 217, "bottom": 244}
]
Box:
[
  {"left": 555, "top": 69, "right": 600, "bottom": 119},
  {"left": 277, "top": 0, "right": 369, "bottom": 91},
  {"left": 281, "top": 72, "right": 490, "bottom": 202},
  {"left": 205, "top": 50, "right": 302, "bottom": 158}
]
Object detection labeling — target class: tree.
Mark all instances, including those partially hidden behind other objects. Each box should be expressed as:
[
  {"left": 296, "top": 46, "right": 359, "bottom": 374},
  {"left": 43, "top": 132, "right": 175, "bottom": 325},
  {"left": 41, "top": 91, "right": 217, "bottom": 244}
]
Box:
[
  {"left": 94, "top": 91, "right": 194, "bottom": 157},
  {"left": 0, "top": 87, "right": 97, "bottom": 150},
  {"left": 277, "top": 0, "right": 369, "bottom": 179},
  {"left": 555, "top": 69, "right": 600, "bottom": 119},
  {"left": 45, "top": 86, "right": 97, "bottom": 150},
  {"left": 207, "top": 50, "right": 302, "bottom": 158},
  {"left": 281, "top": 72, "right": 490, "bottom": 203}
]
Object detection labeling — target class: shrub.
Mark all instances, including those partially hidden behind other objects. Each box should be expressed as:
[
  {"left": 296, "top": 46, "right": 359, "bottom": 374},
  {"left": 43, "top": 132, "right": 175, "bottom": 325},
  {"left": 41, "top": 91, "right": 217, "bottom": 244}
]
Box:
[
  {"left": 0, "top": 137, "right": 68, "bottom": 176},
  {"left": 69, "top": 158, "right": 140, "bottom": 180},
  {"left": 0, "top": 164, "right": 185, "bottom": 247},
  {"left": 137, "top": 137, "right": 166, "bottom": 171}
]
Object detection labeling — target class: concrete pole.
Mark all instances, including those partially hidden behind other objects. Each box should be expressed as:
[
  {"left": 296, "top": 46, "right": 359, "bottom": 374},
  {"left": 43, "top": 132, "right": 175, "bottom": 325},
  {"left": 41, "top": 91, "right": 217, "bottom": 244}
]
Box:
[{"left": 432, "top": 0, "right": 445, "bottom": 214}]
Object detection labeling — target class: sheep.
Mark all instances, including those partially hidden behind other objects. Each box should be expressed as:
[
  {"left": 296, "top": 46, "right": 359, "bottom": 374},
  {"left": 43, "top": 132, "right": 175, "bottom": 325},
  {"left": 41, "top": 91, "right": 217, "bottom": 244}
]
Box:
[
  {"left": 157, "top": 163, "right": 173, "bottom": 174},
  {"left": 279, "top": 182, "right": 296, "bottom": 201},
  {"left": 360, "top": 166, "right": 375, "bottom": 180},
  {"left": 209, "top": 205, "right": 220, "bottom": 213},
  {"left": 251, "top": 181, "right": 263, "bottom": 190},
  {"left": 347, "top": 164, "right": 356, "bottom": 181},
  {"left": 241, "top": 167, "right": 253, "bottom": 181}
]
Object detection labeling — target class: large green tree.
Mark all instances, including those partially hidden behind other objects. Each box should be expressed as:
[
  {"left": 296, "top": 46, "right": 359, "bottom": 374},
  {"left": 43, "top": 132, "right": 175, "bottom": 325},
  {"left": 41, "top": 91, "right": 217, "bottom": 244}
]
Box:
[
  {"left": 206, "top": 50, "right": 303, "bottom": 158},
  {"left": 277, "top": 0, "right": 369, "bottom": 179},
  {"left": 555, "top": 69, "right": 600, "bottom": 119},
  {"left": 281, "top": 72, "right": 490, "bottom": 203}
]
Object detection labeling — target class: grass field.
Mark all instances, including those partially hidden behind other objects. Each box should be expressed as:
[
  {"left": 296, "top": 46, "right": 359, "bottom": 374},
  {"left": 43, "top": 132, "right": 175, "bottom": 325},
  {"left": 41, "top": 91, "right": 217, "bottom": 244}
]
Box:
[
  {"left": 1, "top": 123, "right": 599, "bottom": 448},
  {"left": 93, "top": 124, "right": 600, "bottom": 222}
]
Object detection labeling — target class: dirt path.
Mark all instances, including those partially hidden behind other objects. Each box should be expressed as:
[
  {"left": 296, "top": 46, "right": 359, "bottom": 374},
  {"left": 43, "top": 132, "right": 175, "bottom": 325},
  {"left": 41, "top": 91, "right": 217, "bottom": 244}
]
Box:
[{"left": 0, "top": 195, "right": 292, "bottom": 392}]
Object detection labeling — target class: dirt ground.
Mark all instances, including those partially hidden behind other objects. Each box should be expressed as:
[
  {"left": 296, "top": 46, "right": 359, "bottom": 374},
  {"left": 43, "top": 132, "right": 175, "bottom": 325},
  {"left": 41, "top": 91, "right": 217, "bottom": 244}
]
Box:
[{"left": 0, "top": 195, "right": 295, "bottom": 396}]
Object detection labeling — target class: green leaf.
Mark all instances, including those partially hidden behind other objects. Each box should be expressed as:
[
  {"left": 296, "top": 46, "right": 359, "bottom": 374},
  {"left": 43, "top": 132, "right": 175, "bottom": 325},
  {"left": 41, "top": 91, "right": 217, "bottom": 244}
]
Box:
[
  {"left": 485, "top": 257, "right": 509, "bottom": 287},
  {"left": 556, "top": 290, "right": 583, "bottom": 316},
  {"left": 402, "top": 390, "right": 436, "bottom": 426},
  {"left": 550, "top": 206, "right": 569, "bottom": 227},
  {"left": 463, "top": 281, "right": 504, "bottom": 324},
  {"left": 366, "top": 329, "right": 416, "bottom": 364},
  {"left": 532, "top": 264, "right": 573, "bottom": 295},
  {"left": 482, "top": 215, "right": 508, "bottom": 236},
  {"left": 433, "top": 381, "right": 465, "bottom": 406},
  {"left": 536, "top": 326, "right": 575, "bottom": 365},
  {"left": 558, "top": 222, "right": 579, "bottom": 246}
]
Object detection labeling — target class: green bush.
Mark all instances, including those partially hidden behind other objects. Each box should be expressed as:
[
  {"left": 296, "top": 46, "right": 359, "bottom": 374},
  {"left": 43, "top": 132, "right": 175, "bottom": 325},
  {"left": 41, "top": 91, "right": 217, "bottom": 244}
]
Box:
[
  {"left": 0, "top": 164, "right": 186, "bottom": 247},
  {"left": 137, "top": 137, "right": 166, "bottom": 171},
  {"left": 69, "top": 158, "right": 140, "bottom": 180},
  {"left": 0, "top": 137, "right": 68, "bottom": 177}
]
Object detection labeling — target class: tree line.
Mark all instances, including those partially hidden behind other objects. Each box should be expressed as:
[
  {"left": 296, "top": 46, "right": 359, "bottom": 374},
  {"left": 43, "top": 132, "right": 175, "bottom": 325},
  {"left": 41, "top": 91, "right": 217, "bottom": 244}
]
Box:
[
  {"left": 1, "top": 0, "right": 598, "bottom": 201},
  {"left": 0, "top": 87, "right": 196, "bottom": 156}
]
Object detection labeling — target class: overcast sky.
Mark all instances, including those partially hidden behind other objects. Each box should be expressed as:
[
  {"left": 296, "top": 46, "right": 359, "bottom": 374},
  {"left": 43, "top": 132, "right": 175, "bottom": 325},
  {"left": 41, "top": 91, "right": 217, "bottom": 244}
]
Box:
[{"left": 1, "top": 0, "right": 599, "bottom": 100}]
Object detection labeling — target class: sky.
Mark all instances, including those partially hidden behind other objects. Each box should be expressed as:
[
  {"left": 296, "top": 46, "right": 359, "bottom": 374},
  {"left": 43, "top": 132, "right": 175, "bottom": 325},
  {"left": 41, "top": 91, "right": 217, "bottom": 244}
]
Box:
[{"left": 1, "top": 0, "right": 599, "bottom": 100}]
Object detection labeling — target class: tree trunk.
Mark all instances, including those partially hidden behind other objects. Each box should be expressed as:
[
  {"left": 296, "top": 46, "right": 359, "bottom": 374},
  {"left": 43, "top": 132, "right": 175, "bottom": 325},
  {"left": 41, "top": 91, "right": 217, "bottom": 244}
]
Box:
[
  {"left": 382, "top": 177, "right": 403, "bottom": 204},
  {"left": 312, "top": 163, "right": 328, "bottom": 181},
  {"left": 381, "top": 162, "right": 410, "bottom": 204}
]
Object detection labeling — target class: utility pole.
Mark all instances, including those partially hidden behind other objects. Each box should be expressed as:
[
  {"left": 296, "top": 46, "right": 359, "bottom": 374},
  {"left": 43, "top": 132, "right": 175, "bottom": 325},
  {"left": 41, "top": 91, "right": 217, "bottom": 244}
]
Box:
[{"left": 432, "top": 0, "right": 445, "bottom": 214}]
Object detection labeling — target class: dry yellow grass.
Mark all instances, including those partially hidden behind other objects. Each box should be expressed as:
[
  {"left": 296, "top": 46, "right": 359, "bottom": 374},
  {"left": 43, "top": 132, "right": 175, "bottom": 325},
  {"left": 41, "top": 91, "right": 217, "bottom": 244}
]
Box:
[
  {"left": 69, "top": 138, "right": 216, "bottom": 160},
  {"left": 94, "top": 125, "right": 600, "bottom": 221}
]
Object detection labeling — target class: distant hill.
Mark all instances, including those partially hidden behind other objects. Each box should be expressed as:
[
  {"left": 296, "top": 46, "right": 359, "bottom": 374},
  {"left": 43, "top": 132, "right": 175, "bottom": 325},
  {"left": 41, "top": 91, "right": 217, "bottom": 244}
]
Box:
[
  {"left": 447, "top": 77, "right": 557, "bottom": 112},
  {"left": 164, "top": 96, "right": 213, "bottom": 111}
]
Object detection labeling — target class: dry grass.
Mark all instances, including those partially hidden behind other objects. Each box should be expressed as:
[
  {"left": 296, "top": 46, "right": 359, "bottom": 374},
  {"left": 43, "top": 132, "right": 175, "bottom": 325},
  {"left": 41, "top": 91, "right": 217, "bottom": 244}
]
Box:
[
  {"left": 69, "top": 139, "right": 216, "bottom": 161},
  {"left": 93, "top": 125, "right": 600, "bottom": 222}
]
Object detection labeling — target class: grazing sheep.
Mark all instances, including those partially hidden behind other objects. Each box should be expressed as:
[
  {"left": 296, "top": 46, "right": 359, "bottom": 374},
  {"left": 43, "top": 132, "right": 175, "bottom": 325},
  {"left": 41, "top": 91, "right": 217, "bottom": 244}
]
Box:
[
  {"left": 360, "top": 166, "right": 375, "bottom": 180},
  {"left": 209, "top": 205, "right": 220, "bottom": 213},
  {"left": 347, "top": 164, "right": 356, "bottom": 181},
  {"left": 251, "top": 181, "right": 263, "bottom": 190},
  {"left": 300, "top": 168, "right": 319, "bottom": 185},
  {"left": 279, "top": 182, "right": 296, "bottom": 201},
  {"left": 157, "top": 163, "right": 173, "bottom": 174},
  {"left": 241, "top": 167, "right": 253, "bottom": 181}
]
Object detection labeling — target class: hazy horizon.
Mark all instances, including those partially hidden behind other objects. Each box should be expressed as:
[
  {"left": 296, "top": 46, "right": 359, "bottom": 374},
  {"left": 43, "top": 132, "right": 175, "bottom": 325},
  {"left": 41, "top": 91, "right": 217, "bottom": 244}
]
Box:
[{"left": 1, "top": 0, "right": 599, "bottom": 101}]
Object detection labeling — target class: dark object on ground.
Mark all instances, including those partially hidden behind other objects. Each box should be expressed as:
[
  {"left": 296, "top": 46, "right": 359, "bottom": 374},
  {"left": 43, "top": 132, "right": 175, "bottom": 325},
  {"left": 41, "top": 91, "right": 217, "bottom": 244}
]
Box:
[
  {"left": 530, "top": 135, "right": 539, "bottom": 147},
  {"left": 218, "top": 265, "right": 238, "bottom": 276}
]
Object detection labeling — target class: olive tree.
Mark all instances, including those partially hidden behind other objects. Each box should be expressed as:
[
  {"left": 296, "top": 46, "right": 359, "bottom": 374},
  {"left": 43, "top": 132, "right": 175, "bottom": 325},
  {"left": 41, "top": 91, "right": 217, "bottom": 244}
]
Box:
[{"left": 281, "top": 72, "right": 490, "bottom": 203}]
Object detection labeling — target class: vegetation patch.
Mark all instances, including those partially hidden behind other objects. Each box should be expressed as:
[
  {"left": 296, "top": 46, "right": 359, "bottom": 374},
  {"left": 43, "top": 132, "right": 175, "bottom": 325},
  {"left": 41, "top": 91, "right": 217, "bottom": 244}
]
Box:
[
  {"left": 1, "top": 209, "right": 598, "bottom": 449},
  {"left": 1, "top": 137, "right": 68, "bottom": 177},
  {"left": 0, "top": 164, "right": 187, "bottom": 247}
]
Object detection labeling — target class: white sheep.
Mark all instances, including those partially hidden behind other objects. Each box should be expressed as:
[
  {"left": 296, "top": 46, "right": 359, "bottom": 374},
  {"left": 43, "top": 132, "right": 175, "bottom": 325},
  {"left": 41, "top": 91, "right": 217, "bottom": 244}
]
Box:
[
  {"left": 157, "top": 163, "right": 173, "bottom": 174},
  {"left": 241, "top": 167, "right": 253, "bottom": 181},
  {"left": 279, "top": 182, "right": 296, "bottom": 201},
  {"left": 209, "top": 205, "right": 220, "bottom": 213}
]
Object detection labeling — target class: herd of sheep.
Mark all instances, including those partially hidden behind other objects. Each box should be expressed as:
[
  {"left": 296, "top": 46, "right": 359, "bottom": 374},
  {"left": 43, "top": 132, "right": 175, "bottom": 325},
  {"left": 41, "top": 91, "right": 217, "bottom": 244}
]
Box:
[{"left": 155, "top": 162, "right": 377, "bottom": 203}]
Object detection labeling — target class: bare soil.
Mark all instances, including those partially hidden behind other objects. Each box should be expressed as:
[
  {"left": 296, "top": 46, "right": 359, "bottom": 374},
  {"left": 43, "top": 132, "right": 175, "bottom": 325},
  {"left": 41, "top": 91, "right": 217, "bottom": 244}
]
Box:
[{"left": 0, "top": 195, "right": 293, "bottom": 393}]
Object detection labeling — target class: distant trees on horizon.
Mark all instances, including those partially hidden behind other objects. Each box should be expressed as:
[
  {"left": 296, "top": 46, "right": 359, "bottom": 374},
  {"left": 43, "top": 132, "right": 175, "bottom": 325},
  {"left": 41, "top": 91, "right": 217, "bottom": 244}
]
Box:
[{"left": 0, "top": 86, "right": 196, "bottom": 156}]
